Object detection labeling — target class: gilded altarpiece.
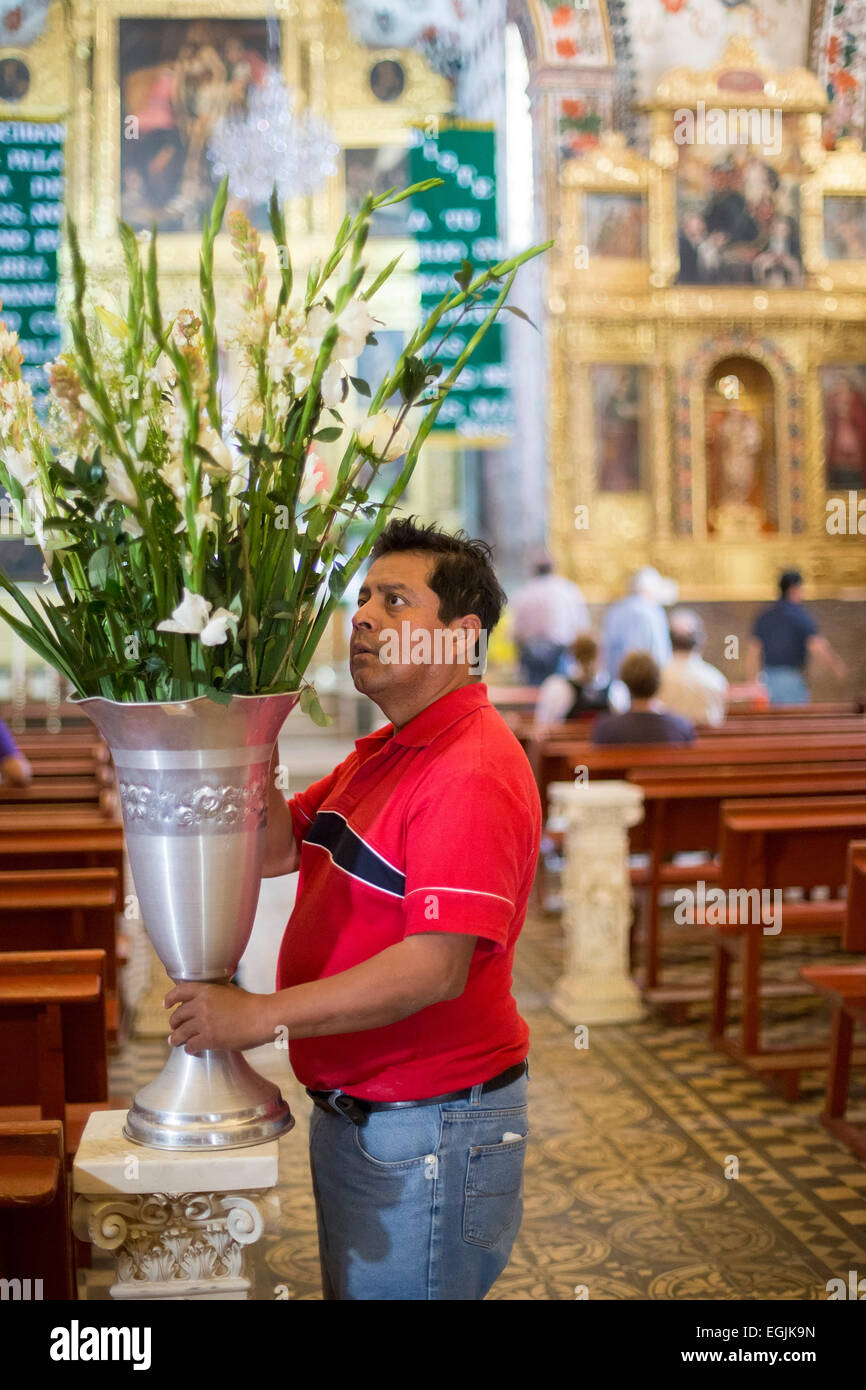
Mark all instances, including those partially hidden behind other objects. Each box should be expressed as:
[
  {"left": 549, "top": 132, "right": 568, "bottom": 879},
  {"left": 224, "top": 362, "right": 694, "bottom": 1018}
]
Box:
[
  {"left": 549, "top": 38, "right": 866, "bottom": 599},
  {"left": 21, "top": 0, "right": 451, "bottom": 339}
]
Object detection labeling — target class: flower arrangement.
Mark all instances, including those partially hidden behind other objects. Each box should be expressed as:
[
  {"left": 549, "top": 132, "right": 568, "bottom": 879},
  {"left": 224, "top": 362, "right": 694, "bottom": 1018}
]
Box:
[{"left": 0, "top": 178, "right": 548, "bottom": 715}]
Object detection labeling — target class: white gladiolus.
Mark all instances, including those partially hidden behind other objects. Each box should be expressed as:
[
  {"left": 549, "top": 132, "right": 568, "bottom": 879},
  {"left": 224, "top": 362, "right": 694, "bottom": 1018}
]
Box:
[
  {"left": 335, "top": 298, "right": 378, "bottom": 360},
  {"left": 200, "top": 608, "right": 239, "bottom": 647},
  {"left": 299, "top": 450, "right": 327, "bottom": 506},
  {"left": 157, "top": 589, "right": 213, "bottom": 636},
  {"left": 199, "top": 423, "right": 234, "bottom": 473},
  {"left": 134, "top": 417, "right": 148, "bottom": 454},
  {"left": 357, "top": 411, "right": 411, "bottom": 461},
  {"left": 78, "top": 392, "right": 100, "bottom": 419},
  {"left": 1, "top": 446, "right": 37, "bottom": 488},
  {"left": 102, "top": 456, "right": 138, "bottom": 507},
  {"left": 320, "top": 361, "right": 346, "bottom": 410}
]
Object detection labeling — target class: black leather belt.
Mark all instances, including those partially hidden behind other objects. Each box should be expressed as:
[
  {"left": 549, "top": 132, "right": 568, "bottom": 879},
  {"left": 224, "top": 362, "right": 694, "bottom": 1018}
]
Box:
[{"left": 307, "top": 1058, "right": 528, "bottom": 1126}]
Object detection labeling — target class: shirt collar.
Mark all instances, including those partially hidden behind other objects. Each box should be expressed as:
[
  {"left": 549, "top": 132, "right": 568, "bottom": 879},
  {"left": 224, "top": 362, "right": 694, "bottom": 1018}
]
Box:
[{"left": 354, "top": 682, "right": 490, "bottom": 756}]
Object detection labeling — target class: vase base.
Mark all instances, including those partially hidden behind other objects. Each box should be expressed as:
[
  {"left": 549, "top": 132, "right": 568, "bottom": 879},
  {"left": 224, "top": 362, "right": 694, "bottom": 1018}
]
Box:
[{"left": 123, "top": 1045, "right": 296, "bottom": 1150}]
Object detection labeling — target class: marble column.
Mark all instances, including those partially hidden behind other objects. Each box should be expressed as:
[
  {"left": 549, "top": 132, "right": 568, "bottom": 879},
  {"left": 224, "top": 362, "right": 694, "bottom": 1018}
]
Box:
[
  {"left": 548, "top": 779, "right": 645, "bottom": 1025},
  {"left": 72, "top": 1111, "right": 279, "bottom": 1300}
]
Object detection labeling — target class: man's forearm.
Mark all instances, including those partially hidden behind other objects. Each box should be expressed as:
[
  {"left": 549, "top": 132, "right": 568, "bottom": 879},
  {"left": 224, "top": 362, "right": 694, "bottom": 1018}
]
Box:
[
  {"left": 262, "top": 748, "right": 299, "bottom": 876},
  {"left": 262, "top": 939, "right": 456, "bottom": 1042}
]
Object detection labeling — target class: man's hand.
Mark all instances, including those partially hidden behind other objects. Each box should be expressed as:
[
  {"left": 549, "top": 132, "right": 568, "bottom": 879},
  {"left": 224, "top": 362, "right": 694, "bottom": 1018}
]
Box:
[{"left": 165, "top": 982, "right": 275, "bottom": 1055}]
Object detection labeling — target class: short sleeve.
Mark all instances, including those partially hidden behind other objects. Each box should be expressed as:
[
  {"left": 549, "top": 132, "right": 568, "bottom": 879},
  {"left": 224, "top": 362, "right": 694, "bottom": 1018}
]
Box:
[
  {"left": 402, "top": 772, "right": 539, "bottom": 952},
  {"left": 800, "top": 608, "right": 819, "bottom": 637},
  {"left": 287, "top": 766, "right": 341, "bottom": 849}
]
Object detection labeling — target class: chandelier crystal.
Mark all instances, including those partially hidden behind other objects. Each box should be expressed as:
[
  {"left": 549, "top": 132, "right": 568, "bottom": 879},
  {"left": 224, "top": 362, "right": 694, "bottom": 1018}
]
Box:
[{"left": 207, "top": 72, "right": 340, "bottom": 204}]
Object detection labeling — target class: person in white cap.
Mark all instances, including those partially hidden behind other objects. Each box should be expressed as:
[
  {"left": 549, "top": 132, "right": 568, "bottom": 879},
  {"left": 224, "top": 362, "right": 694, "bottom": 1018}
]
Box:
[
  {"left": 510, "top": 554, "right": 590, "bottom": 686},
  {"left": 659, "top": 609, "right": 729, "bottom": 727},
  {"left": 601, "top": 568, "right": 676, "bottom": 709}
]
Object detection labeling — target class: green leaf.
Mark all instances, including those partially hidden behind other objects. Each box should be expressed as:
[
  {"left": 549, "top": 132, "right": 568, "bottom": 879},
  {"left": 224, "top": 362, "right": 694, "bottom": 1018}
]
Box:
[
  {"left": 87, "top": 545, "right": 112, "bottom": 588},
  {"left": 300, "top": 684, "right": 331, "bottom": 727},
  {"left": 455, "top": 259, "right": 474, "bottom": 292},
  {"left": 349, "top": 376, "right": 371, "bottom": 397},
  {"left": 313, "top": 426, "right": 342, "bottom": 442},
  {"left": 204, "top": 685, "right": 233, "bottom": 705},
  {"left": 504, "top": 304, "right": 539, "bottom": 331}
]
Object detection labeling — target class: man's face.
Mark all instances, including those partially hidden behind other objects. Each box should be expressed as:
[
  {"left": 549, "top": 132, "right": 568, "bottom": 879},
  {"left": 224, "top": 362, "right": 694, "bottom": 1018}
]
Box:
[{"left": 350, "top": 551, "right": 479, "bottom": 703}]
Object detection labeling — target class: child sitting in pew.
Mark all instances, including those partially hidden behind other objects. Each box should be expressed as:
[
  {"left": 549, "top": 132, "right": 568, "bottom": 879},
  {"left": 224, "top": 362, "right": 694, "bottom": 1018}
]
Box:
[
  {"left": 591, "top": 651, "right": 695, "bottom": 746},
  {"left": 533, "top": 632, "right": 612, "bottom": 729}
]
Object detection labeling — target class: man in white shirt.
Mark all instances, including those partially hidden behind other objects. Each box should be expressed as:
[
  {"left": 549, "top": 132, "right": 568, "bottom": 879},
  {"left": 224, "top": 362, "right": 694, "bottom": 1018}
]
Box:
[
  {"left": 510, "top": 556, "right": 590, "bottom": 686},
  {"left": 659, "top": 608, "right": 729, "bottom": 727}
]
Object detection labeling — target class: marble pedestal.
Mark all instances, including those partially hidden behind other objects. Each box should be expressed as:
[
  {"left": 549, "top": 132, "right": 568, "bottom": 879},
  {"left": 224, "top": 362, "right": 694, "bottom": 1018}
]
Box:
[
  {"left": 72, "top": 1111, "right": 279, "bottom": 1300},
  {"left": 548, "top": 780, "right": 646, "bottom": 1026}
]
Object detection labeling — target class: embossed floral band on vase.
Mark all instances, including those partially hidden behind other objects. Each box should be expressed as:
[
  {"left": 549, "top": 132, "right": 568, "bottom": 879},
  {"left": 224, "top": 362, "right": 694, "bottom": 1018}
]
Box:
[{"left": 74, "top": 691, "right": 299, "bottom": 1149}]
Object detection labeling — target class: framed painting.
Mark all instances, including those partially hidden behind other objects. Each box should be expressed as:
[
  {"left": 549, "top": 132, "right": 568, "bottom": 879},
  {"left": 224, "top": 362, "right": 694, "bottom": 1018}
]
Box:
[
  {"left": 823, "top": 196, "right": 866, "bottom": 260},
  {"left": 821, "top": 365, "right": 866, "bottom": 491},
  {"left": 591, "top": 365, "right": 644, "bottom": 494},
  {"left": 585, "top": 192, "right": 647, "bottom": 259},
  {"left": 675, "top": 131, "right": 806, "bottom": 287},
  {"left": 118, "top": 16, "right": 282, "bottom": 234}
]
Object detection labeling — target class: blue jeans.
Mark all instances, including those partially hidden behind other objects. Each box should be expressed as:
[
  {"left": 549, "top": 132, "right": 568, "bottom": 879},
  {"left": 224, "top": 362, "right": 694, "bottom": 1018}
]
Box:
[
  {"left": 763, "top": 666, "right": 809, "bottom": 705},
  {"left": 307, "top": 1066, "right": 529, "bottom": 1300}
]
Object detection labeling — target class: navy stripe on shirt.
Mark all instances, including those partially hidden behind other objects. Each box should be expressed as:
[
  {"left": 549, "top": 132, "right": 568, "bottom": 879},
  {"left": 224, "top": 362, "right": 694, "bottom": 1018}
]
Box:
[{"left": 304, "top": 810, "right": 406, "bottom": 898}]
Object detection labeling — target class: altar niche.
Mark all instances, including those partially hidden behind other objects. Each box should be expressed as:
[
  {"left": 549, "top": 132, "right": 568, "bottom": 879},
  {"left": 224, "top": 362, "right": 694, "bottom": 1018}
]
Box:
[{"left": 705, "top": 356, "right": 778, "bottom": 538}]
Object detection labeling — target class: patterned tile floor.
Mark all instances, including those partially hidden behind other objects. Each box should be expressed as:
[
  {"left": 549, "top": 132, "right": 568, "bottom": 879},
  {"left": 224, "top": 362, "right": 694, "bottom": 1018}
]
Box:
[{"left": 91, "top": 907, "right": 866, "bottom": 1301}]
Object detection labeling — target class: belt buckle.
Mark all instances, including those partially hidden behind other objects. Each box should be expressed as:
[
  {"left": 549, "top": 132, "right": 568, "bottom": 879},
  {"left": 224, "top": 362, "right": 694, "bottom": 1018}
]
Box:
[{"left": 330, "top": 1092, "right": 368, "bottom": 1126}]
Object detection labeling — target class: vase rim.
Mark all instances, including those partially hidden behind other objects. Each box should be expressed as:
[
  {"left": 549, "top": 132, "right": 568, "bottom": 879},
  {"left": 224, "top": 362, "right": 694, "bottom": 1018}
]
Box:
[{"left": 68, "top": 689, "right": 304, "bottom": 709}]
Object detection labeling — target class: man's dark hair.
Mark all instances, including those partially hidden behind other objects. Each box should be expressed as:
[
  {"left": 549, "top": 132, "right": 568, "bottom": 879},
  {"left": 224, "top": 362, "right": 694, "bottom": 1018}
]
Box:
[
  {"left": 779, "top": 569, "right": 803, "bottom": 598},
  {"left": 369, "top": 516, "right": 506, "bottom": 636},
  {"left": 619, "top": 650, "right": 660, "bottom": 700}
]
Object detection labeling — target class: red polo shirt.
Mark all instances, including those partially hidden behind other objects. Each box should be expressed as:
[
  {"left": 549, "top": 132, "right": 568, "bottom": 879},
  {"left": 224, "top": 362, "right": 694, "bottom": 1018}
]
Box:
[{"left": 276, "top": 682, "right": 541, "bottom": 1100}]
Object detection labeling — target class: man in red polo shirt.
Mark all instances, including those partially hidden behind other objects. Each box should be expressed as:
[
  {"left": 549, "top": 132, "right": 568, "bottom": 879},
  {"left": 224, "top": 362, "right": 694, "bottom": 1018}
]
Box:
[{"left": 166, "top": 517, "right": 542, "bottom": 1300}]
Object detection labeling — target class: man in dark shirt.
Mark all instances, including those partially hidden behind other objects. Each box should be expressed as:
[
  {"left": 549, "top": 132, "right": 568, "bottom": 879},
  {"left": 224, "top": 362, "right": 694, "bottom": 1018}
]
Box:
[
  {"left": 747, "top": 570, "right": 845, "bottom": 705},
  {"left": 591, "top": 651, "right": 695, "bottom": 745}
]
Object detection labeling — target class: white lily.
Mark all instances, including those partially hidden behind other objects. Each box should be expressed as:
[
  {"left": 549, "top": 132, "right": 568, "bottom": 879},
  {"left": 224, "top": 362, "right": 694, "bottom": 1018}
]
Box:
[
  {"left": 200, "top": 608, "right": 239, "bottom": 647},
  {"left": 357, "top": 411, "right": 411, "bottom": 462},
  {"left": 157, "top": 589, "right": 213, "bottom": 636}
]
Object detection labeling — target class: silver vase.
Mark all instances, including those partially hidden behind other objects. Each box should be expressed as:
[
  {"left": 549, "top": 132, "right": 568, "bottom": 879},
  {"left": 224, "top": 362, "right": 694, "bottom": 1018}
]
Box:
[{"left": 73, "top": 691, "right": 299, "bottom": 1150}]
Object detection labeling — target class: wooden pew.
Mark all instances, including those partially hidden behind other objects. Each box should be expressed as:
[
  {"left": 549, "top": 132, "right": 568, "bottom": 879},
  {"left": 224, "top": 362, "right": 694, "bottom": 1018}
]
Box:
[
  {"left": 0, "top": 949, "right": 112, "bottom": 1158},
  {"left": 0, "top": 810, "right": 125, "bottom": 885},
  {"left": 0, "top": 1119, "right": 74, "bottom": 1300},
  {"left": 537, "top": 734, "right": 866, "bottom": 814},
  {"left": 709, "top": 797, "right": 866, "bottom": 1098},
  {"left": 629, "top": 763, "right": 866, "bottom": 997},
  {"left": 0, "top": 869, "right": 124, "bottom": 1042},
  {"left": 800, "top": 843, "right": 866, "bottom": 1158}
]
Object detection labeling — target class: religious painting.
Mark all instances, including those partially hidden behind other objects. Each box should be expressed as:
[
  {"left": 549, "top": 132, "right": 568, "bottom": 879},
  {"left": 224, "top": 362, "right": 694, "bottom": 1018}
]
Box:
[
  {"left": 675, "top": 121, "right": 805, "bottom": 286},
  {"left": 592, "top": 365, "right": 644, "bottom": 493},
  {"left": 821, "top": 366, "right": 866, "bottom": 490},
  {"left": 585, "top": 193, "right": 647, "bottom": 259},
  {"left": 823, "top": 196, "right": 866, "bottom": 260},
  {"left": 343, "top": 146, "right": 411, "bottom": 236},
  {"left": 118, "top": 18, "right": 280, "bottom": 233},
  {"left": 705, "top": 356, "right": 777, "bottom": 536}
]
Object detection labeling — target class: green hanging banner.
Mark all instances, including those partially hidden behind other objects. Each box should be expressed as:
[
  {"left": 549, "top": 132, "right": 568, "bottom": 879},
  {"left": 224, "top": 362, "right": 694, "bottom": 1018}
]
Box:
[
  {"left": 408, "top": 123, "right": 513, "bottom": 440},
  {"left": 0, "top": 119, "right": 64, "bottom": 406}
]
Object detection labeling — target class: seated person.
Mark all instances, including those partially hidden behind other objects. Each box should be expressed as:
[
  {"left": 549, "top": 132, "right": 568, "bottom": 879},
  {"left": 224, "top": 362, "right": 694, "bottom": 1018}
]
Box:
[
  {"left": 0, "top": 719, "right": 30, "bottom": 786},
  {"left": 534, "top": 633, "right": 611, "bottom": 729},
  {"left": 591, "top": 651, "right": 695, "bottom": 746},
  {"left": 659, "top": 609, "right": 728, "bottom": 727}
]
